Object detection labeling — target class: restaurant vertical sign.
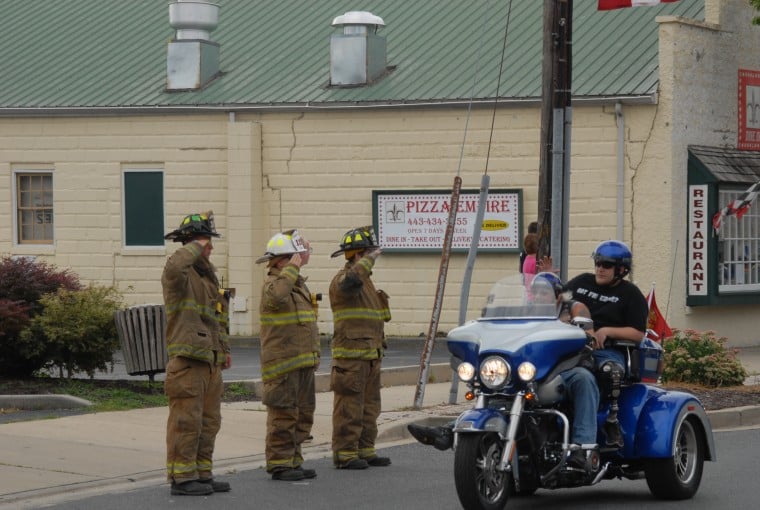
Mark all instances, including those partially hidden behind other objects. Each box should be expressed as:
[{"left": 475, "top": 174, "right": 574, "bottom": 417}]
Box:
[{"left": 373, "top": 189, "right": 522, "bottom": 252}]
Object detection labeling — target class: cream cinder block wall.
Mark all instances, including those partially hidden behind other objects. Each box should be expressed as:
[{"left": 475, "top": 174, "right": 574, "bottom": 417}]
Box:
[
  {"left": 243, "top": 105, "right": 635, "bottom": 337},
  {"left": 644, "top": 0, "right": 760, "bottom": 347},
  {"left": 1, "top": 104, "right": 644, "bottom": 338},
  {"left": 0, "top": 114, "right": 232, "bottom": 305}
]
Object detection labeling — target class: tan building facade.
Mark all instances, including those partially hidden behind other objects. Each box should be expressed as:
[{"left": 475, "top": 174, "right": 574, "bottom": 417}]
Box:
[{"left": 1, "top": 0, "right": 759, "bottom": 346}]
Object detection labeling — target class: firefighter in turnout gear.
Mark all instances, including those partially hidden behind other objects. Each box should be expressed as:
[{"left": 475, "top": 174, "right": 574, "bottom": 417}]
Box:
[
  {"left": 329, "top": 226, "right": 392, "bottom": 469},
  {"left": 162, "top": 211, "right": 232, "bottom": 496},
  {"left": 257, "top": 229, "right": 321, "bottom": 481}
]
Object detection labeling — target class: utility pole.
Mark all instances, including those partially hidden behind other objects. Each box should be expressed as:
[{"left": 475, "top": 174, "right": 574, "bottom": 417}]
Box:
[{"left": 537, "top": 0, "right": 572, "bottom": 280}]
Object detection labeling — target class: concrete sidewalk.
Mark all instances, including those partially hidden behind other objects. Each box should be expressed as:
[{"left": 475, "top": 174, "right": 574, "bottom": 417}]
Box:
[
  {"left": 1, "top": 346, "right": 759, "bottom": 509},
  {"left": 0, "top": 370, "right": 468, "bottom": 509}
]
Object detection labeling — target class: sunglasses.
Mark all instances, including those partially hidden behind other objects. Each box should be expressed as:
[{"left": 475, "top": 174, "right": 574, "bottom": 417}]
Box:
[{"left": 595, "top": 261, "right": 615, "bottom": 269}]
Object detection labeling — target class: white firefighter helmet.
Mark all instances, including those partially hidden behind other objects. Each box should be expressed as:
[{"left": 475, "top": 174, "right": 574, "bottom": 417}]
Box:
[{"left": 255, "top": 229, "right": 307, "bottom": 264}]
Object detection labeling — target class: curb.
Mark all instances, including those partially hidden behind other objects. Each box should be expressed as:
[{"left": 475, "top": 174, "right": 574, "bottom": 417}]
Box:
[
  {"left": 2, "top": 363, "right": 758, "bottom": 433},
  {"left": 0, "top": 394, "right": 91, "bottom": 410}
]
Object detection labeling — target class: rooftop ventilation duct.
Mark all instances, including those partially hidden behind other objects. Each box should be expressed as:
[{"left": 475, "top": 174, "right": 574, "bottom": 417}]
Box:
[
  {"left": 330, "top": 11, "right": 386, "bottom": 86},
  {"left": 166, "top": 0, "right": 221, "bottom": 91}
]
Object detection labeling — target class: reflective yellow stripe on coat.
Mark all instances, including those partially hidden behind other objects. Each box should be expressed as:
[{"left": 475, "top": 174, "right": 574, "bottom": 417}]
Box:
[{"left": 332, "top": 307, "right": 391, "bottom": 322}]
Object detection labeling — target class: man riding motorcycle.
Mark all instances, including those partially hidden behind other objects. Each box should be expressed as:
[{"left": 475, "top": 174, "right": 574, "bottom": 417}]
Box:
[
  {"left": 563, "top": 240, "right": 649, "bottom": 456},
  {"left": 408, "top": 272, "right": 591, "bottom": 452}
]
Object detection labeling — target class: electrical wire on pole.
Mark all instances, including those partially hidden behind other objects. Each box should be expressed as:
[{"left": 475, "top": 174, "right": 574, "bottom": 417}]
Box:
[{"left": 414, "top": 0, "right": 515, "bottom": 409}]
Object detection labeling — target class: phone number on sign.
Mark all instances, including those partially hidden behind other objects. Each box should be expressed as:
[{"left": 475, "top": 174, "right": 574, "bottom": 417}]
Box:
[{"left": 408, "top": 217, "right": 468, "bottom": 226}]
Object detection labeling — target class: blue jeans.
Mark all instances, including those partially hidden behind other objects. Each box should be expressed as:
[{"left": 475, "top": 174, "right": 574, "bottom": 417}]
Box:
[
  {"left": 560, "top": 366, "right": 599, "bottom": 445},
  {"left": 593, "top": 348, "right": 625, "bottom": 370}
]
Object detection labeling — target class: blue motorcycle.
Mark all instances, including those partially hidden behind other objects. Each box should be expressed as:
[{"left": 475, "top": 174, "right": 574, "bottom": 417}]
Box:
[{"left": 446, "top": 275, "right": 715, "bottom": 510}]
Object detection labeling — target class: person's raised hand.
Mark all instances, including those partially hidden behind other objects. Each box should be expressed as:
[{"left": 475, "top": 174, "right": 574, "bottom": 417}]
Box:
[
  {"left": 289, "top": 252, "right": 303, "bottom": 268},
  {"left": 536, "top": 255, "right": 553, "bottom": 272}
]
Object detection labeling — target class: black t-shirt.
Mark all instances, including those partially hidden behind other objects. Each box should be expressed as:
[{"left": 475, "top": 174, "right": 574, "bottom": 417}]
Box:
[{"left": 566, "top": 273, "right": 648, "bottom": 336}]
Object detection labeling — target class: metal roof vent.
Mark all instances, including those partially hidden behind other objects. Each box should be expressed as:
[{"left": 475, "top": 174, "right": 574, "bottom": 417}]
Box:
[
  {"left": 330, "top": 11, "right": 387, "bottom": 86},
  {"left": 166, "top": 1, "right": 221, "bottom": 91}
]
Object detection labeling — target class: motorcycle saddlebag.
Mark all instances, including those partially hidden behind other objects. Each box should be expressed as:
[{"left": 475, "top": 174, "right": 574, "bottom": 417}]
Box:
[{"left": 628, "top": 337, "right": 664, "bottom": 383}]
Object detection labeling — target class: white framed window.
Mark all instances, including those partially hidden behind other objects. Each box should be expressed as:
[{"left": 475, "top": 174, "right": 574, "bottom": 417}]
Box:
[
  {"left": 716, "top": 187, "right": 760, "bottom": 293},
  {"left": 13, "top": 169, "right": 54, "bottom": 245},
  {"left": 122, "top": 168, "right": 165, "bottom": 247}
]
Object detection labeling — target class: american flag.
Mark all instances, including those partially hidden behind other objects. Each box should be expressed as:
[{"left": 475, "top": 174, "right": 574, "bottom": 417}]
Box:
[
  {"left": 598, "top": 0, "right": 679, "bottom": 10},
  {"left": 712, "top": 181, "right": 760, "bottom": 233}
]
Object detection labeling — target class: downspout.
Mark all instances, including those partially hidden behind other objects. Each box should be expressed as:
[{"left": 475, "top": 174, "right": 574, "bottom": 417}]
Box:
[{"left": 615, "top": 102, "right": 624, "bottom": 240}]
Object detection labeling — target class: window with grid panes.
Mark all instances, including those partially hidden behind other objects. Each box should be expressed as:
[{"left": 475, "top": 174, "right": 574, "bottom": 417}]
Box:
[
  {"left": 716, "top": 186, "right": 760, "bottom": 293},
  {"left": 16, "top": 172, "right": 53, "bottom": 244}
]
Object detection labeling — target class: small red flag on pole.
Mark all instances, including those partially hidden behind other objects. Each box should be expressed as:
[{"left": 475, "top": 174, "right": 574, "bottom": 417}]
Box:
[{"left": 646, "top": 285, "right": 673, "bottom": 342}]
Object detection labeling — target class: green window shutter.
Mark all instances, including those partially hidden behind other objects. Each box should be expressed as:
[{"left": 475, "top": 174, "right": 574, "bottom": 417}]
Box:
[{"left": 124, "top": 171, "right": 164, "bottom": 246}]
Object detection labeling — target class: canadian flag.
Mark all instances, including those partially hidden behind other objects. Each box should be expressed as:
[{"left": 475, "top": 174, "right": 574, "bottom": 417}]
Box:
[{"left": 598, "top": 0, "right": 679, "bottom": 10}]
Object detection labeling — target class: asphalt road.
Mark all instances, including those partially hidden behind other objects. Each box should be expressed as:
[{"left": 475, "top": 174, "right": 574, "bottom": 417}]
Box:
[{"left": 35, "top": 428, "right": 760, "bottom": 510}]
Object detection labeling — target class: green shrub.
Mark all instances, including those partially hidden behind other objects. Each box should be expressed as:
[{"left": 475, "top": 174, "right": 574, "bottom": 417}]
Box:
[
  {"left": 21, "top": 285, "right": 124, "bottom": 378},
  {"left": 0, "top": 256, "right": 81, "bottom": 377},
  {"left": 661, "top": 329, "right": 747, "bottom": 387}
]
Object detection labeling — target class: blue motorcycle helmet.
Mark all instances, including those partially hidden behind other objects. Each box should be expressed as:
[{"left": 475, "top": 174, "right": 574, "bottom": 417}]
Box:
[
  {"left": 592, "top": 240, "right": 632, "bottom": 280},
  {"left": 531, "top": 272, "right": 565, "bottom": 304},
  {"left": 532, "top": 272, "right": 563, "bottom": 296}
]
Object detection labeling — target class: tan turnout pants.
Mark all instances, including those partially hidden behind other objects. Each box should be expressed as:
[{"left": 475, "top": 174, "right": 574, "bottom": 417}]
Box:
[
  {"left": 263, "top": 367, "right": 316, "bottom": 472},
  {"left": 165, "top": 356, "right": 223, "bottom": 483},
  {"left": 331, "top": 358, "right": 382, "bottom": 465}
]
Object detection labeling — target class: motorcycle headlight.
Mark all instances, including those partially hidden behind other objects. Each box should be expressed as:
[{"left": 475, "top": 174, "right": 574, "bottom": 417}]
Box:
[
  {"left": 479, "top": 356, "right": 510, "bottom": 389},
  {"left": 517, "top": 362, "right": 537, "bottom": 382},
  {"left": 457, "top": 362, "right": 476, "bottom": 382}
]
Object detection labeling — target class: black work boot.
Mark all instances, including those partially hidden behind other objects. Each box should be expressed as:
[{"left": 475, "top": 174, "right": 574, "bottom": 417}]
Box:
[
  {"left": 198, "top": 478, "right": 231, "bottom": 492},
  {"left": 335, "top": 458, "right": 369, "bottom": 470},
  {"left": 566, "top": 450, "right": 587, "bottom": 470},
  {"left": 295, "top": 466, "right": 317, "bottom": 479},
  {"left": 170, "top": 480, "right": 214, "bottom": 496},
  {"left": 566, "top": 445, "right": 600, "bottom": 473},
  {"left": 407, "top": 423, "right": 454, "bottom": 451},
  {"left": 271, "top": 468, "right": 306, "bottom": 481},
  {"left": 363, "top": 455, "right": 391, "bottom": 467}
]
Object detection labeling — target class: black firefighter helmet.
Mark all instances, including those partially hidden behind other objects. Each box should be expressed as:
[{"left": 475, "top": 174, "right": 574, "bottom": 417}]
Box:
[
  {"left": 164, "top": 211, "right": 221, "bottom": 243},
  {"left": 330, "top": 226, "right": 379, "bottom": 258}
]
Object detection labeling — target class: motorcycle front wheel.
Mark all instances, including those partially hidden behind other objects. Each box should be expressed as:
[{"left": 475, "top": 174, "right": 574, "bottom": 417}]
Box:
[{"left": 454, "top": 433, "right": 510, "bottom": 510}]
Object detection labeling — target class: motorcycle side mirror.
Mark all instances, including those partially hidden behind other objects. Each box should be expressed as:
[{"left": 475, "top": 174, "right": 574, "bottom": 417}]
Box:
[{"left": 571, "top": 316, "right": 594, "bottom": 331}]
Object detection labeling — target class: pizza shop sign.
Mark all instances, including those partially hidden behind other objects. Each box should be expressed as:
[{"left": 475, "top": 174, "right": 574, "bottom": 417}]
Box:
[{"left": 373, "top": 189, "right": 522, "bottom": 252}]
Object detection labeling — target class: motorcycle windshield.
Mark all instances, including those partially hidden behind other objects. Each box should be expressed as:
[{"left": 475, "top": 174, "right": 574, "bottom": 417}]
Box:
[{"left": 480, "top": 274, "right": 561, "bottom": 320}]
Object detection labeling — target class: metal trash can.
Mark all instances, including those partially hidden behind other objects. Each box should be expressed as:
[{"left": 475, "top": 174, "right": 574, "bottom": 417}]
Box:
[{"left": 114, "top": 304, "right": 168, "bottom": 382}]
